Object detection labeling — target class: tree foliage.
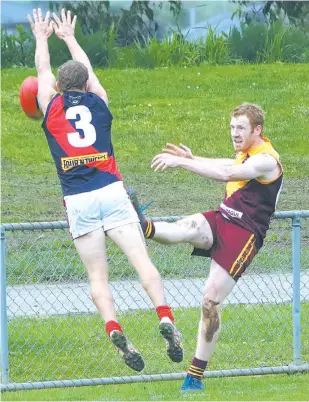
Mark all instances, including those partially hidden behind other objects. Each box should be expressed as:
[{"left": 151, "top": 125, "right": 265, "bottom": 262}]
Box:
[
  {"left": 49, "top": 1, "right": 181, "bottom": 45},
  {"left": 233, "top": 1, "right": 309, "bottom": 25}
]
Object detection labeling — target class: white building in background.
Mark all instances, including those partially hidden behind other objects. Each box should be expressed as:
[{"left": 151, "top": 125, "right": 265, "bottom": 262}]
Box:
[
  {"left": 175, "top": 2, "right": 266, "bottom": 41},
  {"left": 179, "top": 8, "right": 241, "bottom": 41}
]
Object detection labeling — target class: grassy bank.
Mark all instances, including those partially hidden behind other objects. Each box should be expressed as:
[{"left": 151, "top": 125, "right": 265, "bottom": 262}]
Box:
[{"left": 2, "top": 64, "right": 309, "bottom": 223}]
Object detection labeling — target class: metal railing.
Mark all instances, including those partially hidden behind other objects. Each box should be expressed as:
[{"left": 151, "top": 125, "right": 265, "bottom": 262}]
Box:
[{"left": 1, "top": 210, "right": 309, "bottom": 392}]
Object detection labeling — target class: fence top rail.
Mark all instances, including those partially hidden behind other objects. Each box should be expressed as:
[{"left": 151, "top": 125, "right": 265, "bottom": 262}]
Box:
[
  {"left": 1, "top": 221, "right": 68, "bottom": 232},
  {"left": 1, "top": 210, "right": 309, "bottom": 232}
]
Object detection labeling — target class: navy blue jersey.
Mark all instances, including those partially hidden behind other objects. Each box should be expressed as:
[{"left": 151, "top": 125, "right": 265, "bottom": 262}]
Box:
[{"left": 42, "top": 91, "right": 122, "bottom": 196}]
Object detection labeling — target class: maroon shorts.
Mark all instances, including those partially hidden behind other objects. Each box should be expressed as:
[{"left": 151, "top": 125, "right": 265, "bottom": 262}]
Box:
[{"left": 192, "top": 210, "right": 258, "bottom": 281}]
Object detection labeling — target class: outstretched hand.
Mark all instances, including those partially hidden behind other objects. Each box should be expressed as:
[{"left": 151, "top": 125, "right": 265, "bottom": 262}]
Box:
[
  {"left": 151, "top": 153, "right": 181, "bottom": 172},
  {"left": 162, "top": 143, "right": 193, "bottom": 159},
  {"left": 27, "top": 8, "right": 53, "bottom": 39},
  {"left": 52, "top": 8, "right": 77, "bottom": 40}
]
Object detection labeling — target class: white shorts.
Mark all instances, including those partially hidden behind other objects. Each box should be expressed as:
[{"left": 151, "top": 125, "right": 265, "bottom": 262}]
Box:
[{"left": 64, "top": 182, "right": 140, "bottom": 239}]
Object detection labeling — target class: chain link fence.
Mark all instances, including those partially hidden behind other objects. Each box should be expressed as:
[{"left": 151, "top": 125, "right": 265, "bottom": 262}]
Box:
[{"left": 1, "top": 211, "right": 309, "bottom": 391}]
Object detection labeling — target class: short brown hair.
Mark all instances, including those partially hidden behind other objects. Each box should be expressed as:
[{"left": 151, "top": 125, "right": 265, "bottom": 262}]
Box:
[
  {"left": 57, "top": 60, "right": 89, "bottom": 92},
  {"left": 232, "top": 103, "right": 265, "bottom": 128}
]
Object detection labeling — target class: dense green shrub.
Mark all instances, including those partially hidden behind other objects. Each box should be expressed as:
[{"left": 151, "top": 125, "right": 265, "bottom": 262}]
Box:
[
  {"left": 1, "top": 20, "right": 308, "bottom": 68},
  {"left": 281, "top": 26, "right": 309, "bottom": 62},
  {"left": 229, "top": 22, "right": 268, "bottom": 62},
  {"left": 1, "top": 25, "right": 34, "bottom": 67},
  {"left": 198, "top": 25, "right": 230, "bottom": 65}
]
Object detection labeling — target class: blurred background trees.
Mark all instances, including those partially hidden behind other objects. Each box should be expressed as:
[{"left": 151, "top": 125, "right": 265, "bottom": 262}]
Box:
[{"left": 2, "top": 1, "right": 309, "bottom": 67}]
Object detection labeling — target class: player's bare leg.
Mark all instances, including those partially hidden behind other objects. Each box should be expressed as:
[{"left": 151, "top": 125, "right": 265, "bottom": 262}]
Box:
[
  {"left": 129, "top": 189, "right": 213, "bottom": 248},
  {"left": 74, "top": 228, "right": 116, "bottom": 321},
  {"left": 74, "top": 228, "right": 144, "bottom": 372},
  {"left": 107, "top": 222, "right": 183, "bottom": 363},
  {"left": 107, "top": 223, "right": 166, "bottom": 306},
  {"left": 151, "top": 214, "right": 213, "bottom": 249},
  {"left": 181, "top": 260, "right": 236, "bottom": 392}
]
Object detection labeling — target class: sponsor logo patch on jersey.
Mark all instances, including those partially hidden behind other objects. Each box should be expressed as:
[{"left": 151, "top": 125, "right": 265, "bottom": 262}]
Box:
[
  {"left": 220, "top": 203, "right": 243, "bottom": 219},
  {"left": 61, "top": 152, "right": 108, "bottom": 171}
]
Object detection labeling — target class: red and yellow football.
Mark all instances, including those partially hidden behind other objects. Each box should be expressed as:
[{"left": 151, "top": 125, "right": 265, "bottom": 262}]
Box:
[{"left": 19, "top": 76, "right": 43, "bottom": 119}]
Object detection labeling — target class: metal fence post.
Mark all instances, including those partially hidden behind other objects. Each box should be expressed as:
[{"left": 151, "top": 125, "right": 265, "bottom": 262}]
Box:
[
  {"left": 0, "top": 226, "right": 9, "bottom": 384},
  {"left": 292, "top": 215, "right": 301, "bottom": 366}
]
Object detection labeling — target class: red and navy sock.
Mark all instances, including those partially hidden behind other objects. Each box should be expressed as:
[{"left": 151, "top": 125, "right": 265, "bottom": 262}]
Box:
[
  {"left": 187, "top": 357, "right": 208, "bottom": 380},
  {"left": 105, "top": 320, "right": 123, "bottom": 337},
  {"left": 156, "top": 305, "right": 174, "bottom": 324}
]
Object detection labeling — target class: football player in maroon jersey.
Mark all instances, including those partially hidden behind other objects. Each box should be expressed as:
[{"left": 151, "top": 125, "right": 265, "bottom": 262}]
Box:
[{"left": 131, "top": 103, "right": 283, "bottom": 390}]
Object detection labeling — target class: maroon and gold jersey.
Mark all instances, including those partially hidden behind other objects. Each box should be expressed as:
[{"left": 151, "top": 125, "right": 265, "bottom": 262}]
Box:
[{"left": 218, "top": 137, "right": 283, "bottom": 247}]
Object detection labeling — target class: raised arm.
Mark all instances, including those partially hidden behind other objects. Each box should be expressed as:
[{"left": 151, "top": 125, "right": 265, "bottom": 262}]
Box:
[
  {"left": 152, "top": 147, "right": 280, "bottom": 182},
  {"left": 161, "top": 143, "right": 235, "bottom": 168},
  {"left": 27, "top": 8, "right": 57, "bottom": 115},
  {"left": 52, "top": 9, "right": 108, "bottom": 104}
]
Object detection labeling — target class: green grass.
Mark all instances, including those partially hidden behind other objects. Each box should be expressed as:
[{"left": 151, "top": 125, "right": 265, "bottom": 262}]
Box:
[
  {"left": 6, "top": 304, "right": 309, "bottom": 383},
  {"left": 3, "top": 304, "right": 309, "bottom": 400},
  {"left": 2, "top": 374, "right": 309, "bottom": 401},
  {"left": 2, "top": 64, "right": 309, "bottom": 223},
  {"left": 2, "top": 64, "right": 309, "bottom": 284}
]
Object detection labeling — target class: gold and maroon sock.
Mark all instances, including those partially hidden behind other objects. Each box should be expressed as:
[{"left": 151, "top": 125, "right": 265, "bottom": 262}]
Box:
[
  {"left": 127, "top": 188, "right": 155, "bottom": 238},
  {"left": 156, "top": 305, "right": 174, "bottom": 324},
  {"left": 145, "top": 220, "right": 155, "bottom": 238},
  {"left": 187, "top": 357, "right": 208, "bottom": 380},
  {"left": 105, "top": 320, "right": 123, "bottom": 337}
]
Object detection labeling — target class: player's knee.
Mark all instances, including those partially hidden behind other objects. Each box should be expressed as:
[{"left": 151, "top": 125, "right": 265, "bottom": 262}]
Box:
[
  {"left": 177, "top": 216, "right": 212, "bottom": 246},
  {"left": 204, "top": 279, "right": 220, "bottom": 301},
  {"left": 126, "top": 246, "right": 149, "bottom": 264},
  {"left": 176, "top": 217, "right": 200, "bottom": 235},
  {"left": 201, "top": 297, "right": 221, "bottom": 342},
  {"left": 176, "top": 217, "right": 198, "bottom": 232}
]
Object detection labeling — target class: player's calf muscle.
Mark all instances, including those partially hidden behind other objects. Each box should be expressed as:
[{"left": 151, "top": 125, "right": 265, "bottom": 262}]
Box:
[
  {"left": 202, "top": 298, "right": 220, "bottom": 342},
  {"left": 140, "top": 269, "right": 161, "bottom": 286}
]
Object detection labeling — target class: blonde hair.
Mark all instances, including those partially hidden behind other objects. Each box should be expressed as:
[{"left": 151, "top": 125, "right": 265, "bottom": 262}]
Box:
[{"left": 232, "top": 103, "right": 265, "bottom": 128}]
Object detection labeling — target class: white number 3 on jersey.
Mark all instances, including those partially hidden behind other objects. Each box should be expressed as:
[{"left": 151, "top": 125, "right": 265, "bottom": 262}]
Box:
[{"left": 66, "top": 105, "right": 96, "bottom": 148}]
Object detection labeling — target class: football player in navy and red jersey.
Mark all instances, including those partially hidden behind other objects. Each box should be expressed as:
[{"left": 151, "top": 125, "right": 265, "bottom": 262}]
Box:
[
  {"left": 27, "top": 8, "right": 183, "bottom": 372},
  {"left": 131, "top": 103, "right": 283, "bottom": 390}
]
